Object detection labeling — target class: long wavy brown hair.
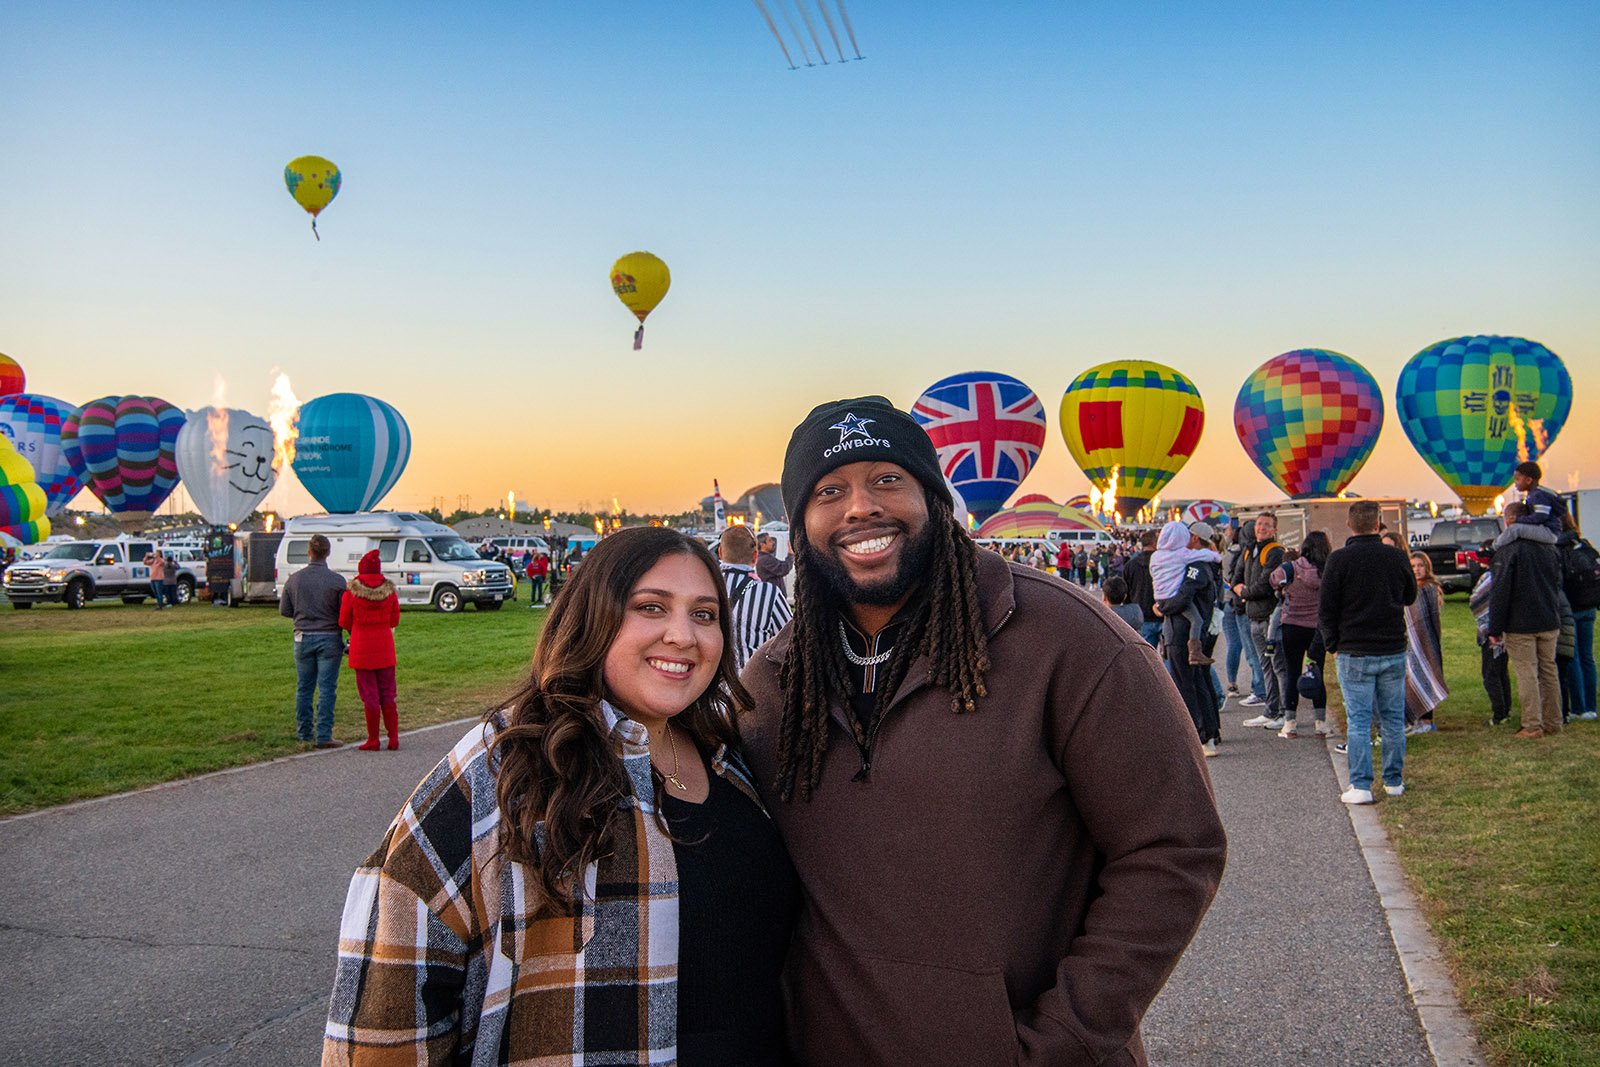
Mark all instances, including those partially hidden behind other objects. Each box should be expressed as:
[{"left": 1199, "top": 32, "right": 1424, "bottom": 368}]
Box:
[{"left": 489, "top": 527, "right": 747, "bottom": 915}]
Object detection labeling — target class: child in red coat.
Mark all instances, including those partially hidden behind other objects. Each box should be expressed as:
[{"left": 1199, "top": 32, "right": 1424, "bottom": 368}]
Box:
[{"left": 340, "top": 550, "right": 401, "bottom": 750}]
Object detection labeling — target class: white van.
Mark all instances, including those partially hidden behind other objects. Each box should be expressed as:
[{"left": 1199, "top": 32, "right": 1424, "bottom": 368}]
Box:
[{"left": 275, "top": 512, "right": 515, "bottom": 613}]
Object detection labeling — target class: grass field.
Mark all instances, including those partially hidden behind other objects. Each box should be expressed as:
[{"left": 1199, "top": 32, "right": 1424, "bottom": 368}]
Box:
[
  {"left": 1366, "top": 598, "right": 1599, "bottom": 1067},
  {"left": 0, "top": 598, "right": 545, "bottom": 814},
  {"left": 4, "top": 591, "right": 1596, "bottom": 1063}
]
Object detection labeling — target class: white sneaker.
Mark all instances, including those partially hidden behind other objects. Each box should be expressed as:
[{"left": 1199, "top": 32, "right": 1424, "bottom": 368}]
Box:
[
  {"left": 1240, "top": 694, "right": 1266, "bottom": 707},
  {"left": 1277, "top": 723, "right": 1298, "bottom": 739},
  {"left": 1242, "top": 714, "right": 1276, "bottom": 727},
  {"left": 1314, "top": 719, "right": 1331, "bottom": 737},
  {"left": 1262, "top": 716, "right": 1285, "bottom": 730},
  {"left": 1385, "top": 782, "right": 1405, "bottom": 796},
  {"left": 1201, "top": 740, "right": 1219, "bottom": 757},
  {"left": 1341, "top": 786, "right": 1375, "bottom": 805}
]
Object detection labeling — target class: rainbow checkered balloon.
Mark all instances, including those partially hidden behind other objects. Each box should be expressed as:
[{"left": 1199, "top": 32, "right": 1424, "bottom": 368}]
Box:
[
  {"left": 1234, "top": 349, "right": 1383, "bottom": 499},
  {"left": 1396, "top": 335, "right": 1571, "bottom": 515}
]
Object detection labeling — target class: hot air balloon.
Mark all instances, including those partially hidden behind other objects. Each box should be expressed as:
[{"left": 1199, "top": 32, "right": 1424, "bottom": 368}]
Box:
[
  {"left": 284, "top": 155, "right": 341, "bottom": 240},
  {"left": 62, "top": 396, "right": 186, "bottom": 532},
  {"left": 0, "top": 394, "right": 84, "bottom": 516},
  {"left": 0, "top": 354, "right": 22, "bottom": 397},
  {"left": 1396, "top": 335, "right": 1573, "bottom": 515},
  {"left": 290, "top": 393, "right": 410, "bottom": 514},
  {"left": 1233, "top": 349, "right": 1384, "bottom": 499},
  {"left": 1181, "top": 500, "right": 1229, "bottom": 524},
  {"left": 1064, "top": 493, "right": 1093, "bottom": 511},
  {"left": 1060, "top": 360, "right": 1205, "bottom": 518},
  {"left": 611, "top": 251, "right": 670, "bottom": 350},
  {"left": 1013, "top": 494, "right": 1056, "bottom": 506},
  {"left": 175, "top": 407, "right": 279, "bottom": 527},
  {"left": 0, "top": 439, "right": 50, "bottom": 545},
  {"left": 911, "top": 371, "right": 1048, "bottom": 523},
  {"left": 975, "top": 500, "right": 1103, "bottom": 538}
]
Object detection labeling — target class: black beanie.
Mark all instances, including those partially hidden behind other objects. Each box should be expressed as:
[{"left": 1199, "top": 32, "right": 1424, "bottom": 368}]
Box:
[{"left": 781, "top": 396, "right": 947, "bottom": 526}]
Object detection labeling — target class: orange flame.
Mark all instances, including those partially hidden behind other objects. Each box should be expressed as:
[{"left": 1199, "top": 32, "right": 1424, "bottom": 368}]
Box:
[{"left": 268, "top": 371, "right": 300, "bottom": 470}]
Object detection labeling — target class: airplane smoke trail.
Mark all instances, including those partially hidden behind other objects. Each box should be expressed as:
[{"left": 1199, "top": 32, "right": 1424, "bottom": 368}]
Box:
[
  {"left": 792, "top": 0, "right": 829, "bottom": 63},
  {"left": 751, "top": 0, "right": 796, "bottom": 68},
  {"left": 835, "top": 0, "right": 863, "bottom": 58},
  {"left": 778, "top": 0, "right": 814, "bottom": 65},
  {"left": 814, "top": 0, "right": 847, "bottom": 62}
]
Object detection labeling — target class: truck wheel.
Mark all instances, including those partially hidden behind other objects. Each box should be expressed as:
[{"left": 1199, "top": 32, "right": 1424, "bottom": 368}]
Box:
[
  {"left": 11, "top": 601, "right": 32, "bottom": 609},
  {"left": 175, "top": 577, "right": 195, "bottom": 604},
  {"left": 474, "top": 599, "right": 503, "bottom": 611},
  {"left": 433, "top": 586, "right": 463, "bottom": 613},
  {"left": 65, "top": 579, "right": 91, "bottom": 610}
]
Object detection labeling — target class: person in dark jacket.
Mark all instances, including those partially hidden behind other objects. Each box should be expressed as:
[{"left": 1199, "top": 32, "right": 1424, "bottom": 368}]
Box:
[
  {"left": 340, "top": 549, "right": 401, "bottom": 751},
  {"left": 1321, "top": 501, "right": 1418, "bottom": 803},
  {"left": 279, "top": 534, "right": 348, "bottom": 748},
  {"left": 1123, "top": 529, "right": 1161, "bottom": 646},
  {"left": 1222, "top": 522, "right": 1265, "bottom": 704},
  {"left": 1234, "top": 512, "right": 1285, "bottom": 727},
  {"left": 1488, "top": 501, "right": 1565, "bottom": 738},
  {"left": 1157, "top": 521, "right": 1223, "bottom": 755},
  {"left": 742, "top": 396, "right": 1226, "bottom": 1067}
]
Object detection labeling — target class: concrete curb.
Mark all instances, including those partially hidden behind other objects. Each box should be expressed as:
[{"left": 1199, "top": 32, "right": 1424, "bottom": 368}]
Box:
[
  {"left": 1327, "top": 739, "right": 1488, "bottom": 1067},
  {"left": 0, "top": 716, "right": 482, "bottom": 826}
]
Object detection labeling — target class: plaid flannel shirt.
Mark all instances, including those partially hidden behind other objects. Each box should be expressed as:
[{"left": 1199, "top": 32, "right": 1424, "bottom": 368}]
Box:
[{"left": 323, "top": 703, "right": 765, "bottom": 1066}]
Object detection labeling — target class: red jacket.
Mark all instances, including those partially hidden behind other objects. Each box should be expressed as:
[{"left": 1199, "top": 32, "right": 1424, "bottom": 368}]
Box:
[
  {"left": 527, "top": 554, "right": 549, "bottom": 579},
  {"left": 339, "top": 576, "right": 399, "bottom": 670}
]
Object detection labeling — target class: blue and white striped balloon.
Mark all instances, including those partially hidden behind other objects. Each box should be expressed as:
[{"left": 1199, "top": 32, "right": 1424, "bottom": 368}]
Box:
[{"left": 291, "top": 393, "right": 410, "bottom": 514}]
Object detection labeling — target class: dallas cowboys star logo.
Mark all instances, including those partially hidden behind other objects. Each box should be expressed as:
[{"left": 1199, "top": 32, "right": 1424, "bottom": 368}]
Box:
[{"left": 830, "top": 413, "right": 876, "bottom": 444}]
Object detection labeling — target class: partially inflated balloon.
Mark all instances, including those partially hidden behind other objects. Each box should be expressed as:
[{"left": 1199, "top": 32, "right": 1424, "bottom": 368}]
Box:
[
  {"left": 0, "top": 354, "right": 22, "bottom": 397},
  {"left": 610, "top": 251, "right": 671, "bottom": 349},
  {"left": 1, "top": 438, "right": 52, "bottom": 544},
  {"left": 911, "top": 371, "right": 1047, "bottom": 523},
  {"left": 0, "top": 394, "right": 84, "bottom": 515},
  {"left": 284, "top": 155, "right": 341, "bottom": 239},
  {"left": 1396, "top": 335, "right": 1572, "bottom": 515},
  {"left": 1182, "top": 500, "right": 1229, "bottom": 524},
  {"left": 62, "top": 396, "right": 186, "bottom": 531},
  {"left": 1060, "top": 361, "right": 1205, "bottom": 517},
  {"left": 175, "top": 407, "right": 279, "bottom": 527},
  {"left": 291, "top": 393, "right": 410, "bottom": 514},
  {"left": 1234, "top": 349, "right": 1384, "bottom": 498}
]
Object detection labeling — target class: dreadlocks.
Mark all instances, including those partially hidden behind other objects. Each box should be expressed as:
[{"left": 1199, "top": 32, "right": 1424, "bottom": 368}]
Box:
[{"left": 774, "top": 492, "right": 989, "bottom": 801}]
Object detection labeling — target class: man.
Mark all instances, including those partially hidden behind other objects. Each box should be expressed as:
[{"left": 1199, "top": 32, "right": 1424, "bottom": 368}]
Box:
[
  {"left": 718, "top": 525, "right": 793, "bottom": 671},
  {"left": 1488, "top": 501, "right": 1565, "bottom": 738},
  {"left": 1156, "top": 520, "right": 1223, "bottom": 755},
  {"left": 1234, "top": 512, "right": 1285, "bottom": 728},
  {"left": 755, "top": 531, "right": 793, "bottom": 587},
  {"left": 142, "top": 548, "right": 167, "bottom": 610},
  {"left": 742, "top": 396, "right": 1226, "bottom": 1067},
  {"left": 279, "top": 534, "right": 347, "bottom": 748},
  {"left": 1123, "top": 529, "right": 1161, "bottom": 647},
  {"left": 1320, "top": 500, "right": 1417, "bottom": 803}
]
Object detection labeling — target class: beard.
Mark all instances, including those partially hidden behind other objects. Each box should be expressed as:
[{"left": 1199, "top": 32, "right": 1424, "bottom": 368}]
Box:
[{"left": 806, "top": 518, "right": 937, "bottom": 607}]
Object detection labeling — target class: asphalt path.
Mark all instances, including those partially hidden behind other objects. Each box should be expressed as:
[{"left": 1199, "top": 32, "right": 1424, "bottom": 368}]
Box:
[{"left": 0, "top": 702, "right": 1444, "bottom": 1066}]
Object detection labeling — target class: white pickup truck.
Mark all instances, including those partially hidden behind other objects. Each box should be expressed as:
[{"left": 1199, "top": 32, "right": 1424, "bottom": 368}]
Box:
[{"left": 3, "top": 537, "right": 203, "bottom": 609}]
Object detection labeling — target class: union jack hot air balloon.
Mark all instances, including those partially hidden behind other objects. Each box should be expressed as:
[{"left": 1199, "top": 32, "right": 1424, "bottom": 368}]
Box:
[{"left": 911, "top": 371, "right": 1047, "bottom": 523}]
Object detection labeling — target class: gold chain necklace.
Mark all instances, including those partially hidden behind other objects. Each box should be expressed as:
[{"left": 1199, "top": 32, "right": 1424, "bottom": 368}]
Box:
[{"left": 658, "top": 722, "right": 689, "bottom": 791}]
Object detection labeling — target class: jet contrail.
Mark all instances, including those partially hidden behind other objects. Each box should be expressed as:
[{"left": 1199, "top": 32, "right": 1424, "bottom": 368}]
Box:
[
  {"left": 777, "top": 0, "right": 814, "bottom": 65},
  {"left": 792, "top": 0, "right": 829, "bottom": 63},
  {"left": 835, "top": 0, "right": 863, "bottom": 59},
  {"left": 751, "top": 0, "right": 796, "bottom": 68},
  {"left": 814, "top": 0, "right": 846, "bottom": 62}
]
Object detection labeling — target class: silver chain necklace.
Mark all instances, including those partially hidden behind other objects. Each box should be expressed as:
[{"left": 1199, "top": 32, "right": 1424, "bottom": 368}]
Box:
[{"left": 839, "top": 620, "right": 894, "bottom": 666}]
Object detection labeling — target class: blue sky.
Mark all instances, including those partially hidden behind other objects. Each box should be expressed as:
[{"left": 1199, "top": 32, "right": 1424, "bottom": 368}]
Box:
[{"left": 4, "top": 1, "right": 1596, "bottom": 517}]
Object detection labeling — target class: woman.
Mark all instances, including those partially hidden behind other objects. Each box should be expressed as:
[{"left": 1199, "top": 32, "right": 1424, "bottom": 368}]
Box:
[
  {"left": 1404, "top": 550, "right": 1448, "bottom": 732},
  {"left": 1269, "top": 531, "right": 1330, "bottom": 739},
  {"left": 323, "top": 527, "right": 798, "bottom": 1066},
  {"left": 339, "top": 550, "right": 401, "bottom": 751}
]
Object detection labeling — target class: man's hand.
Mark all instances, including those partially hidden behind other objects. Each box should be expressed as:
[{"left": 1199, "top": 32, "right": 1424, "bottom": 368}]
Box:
[
  {"left": 1489, "top": 635, "right": 1503, "bottom": 647},
  {"left": 1231, "top": 583, "right": 1245, "bottom": 596}
]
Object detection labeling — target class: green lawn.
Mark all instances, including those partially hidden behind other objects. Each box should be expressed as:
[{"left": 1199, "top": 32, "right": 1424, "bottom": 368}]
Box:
[
  {"left": 0, "top": 598, "right": 545, "bottom": 814},
  {"left": 1364, "top": 598, "right": 1599, "bottom": 1067}
]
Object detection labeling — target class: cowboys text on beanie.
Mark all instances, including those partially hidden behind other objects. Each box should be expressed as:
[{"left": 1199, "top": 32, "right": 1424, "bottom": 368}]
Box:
[{"left": 780, "top": 396, "right": 947, "bottom": 525}]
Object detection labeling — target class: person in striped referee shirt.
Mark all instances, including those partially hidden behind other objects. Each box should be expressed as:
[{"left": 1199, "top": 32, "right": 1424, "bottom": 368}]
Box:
[{"left": 719, "top": 525, "right": 793, "bottom": 672}]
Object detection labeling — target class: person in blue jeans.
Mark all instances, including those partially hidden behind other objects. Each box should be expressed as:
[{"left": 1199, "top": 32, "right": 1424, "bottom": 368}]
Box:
[
  {"left": 279, "top": 534, "right": 350, "bottom": 748},
  {"left": 1320, "top": 500, "right": 1417, "bottom": 803}
]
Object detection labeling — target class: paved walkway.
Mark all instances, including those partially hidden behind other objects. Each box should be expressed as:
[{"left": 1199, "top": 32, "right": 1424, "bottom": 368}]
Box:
[{"left": 0, "top": 703, "right": 1484, "bottom": 1066}]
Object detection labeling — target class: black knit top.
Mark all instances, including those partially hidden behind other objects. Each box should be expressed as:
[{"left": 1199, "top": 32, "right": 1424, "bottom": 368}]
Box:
[{"left": 664, "top": 749, "right": 800, "bottom": 1067}]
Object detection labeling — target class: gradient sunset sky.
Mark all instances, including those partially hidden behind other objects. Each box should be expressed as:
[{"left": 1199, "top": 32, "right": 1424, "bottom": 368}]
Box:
[{"left": 5, "top": 1, "right": 1596, "bottom": 519}]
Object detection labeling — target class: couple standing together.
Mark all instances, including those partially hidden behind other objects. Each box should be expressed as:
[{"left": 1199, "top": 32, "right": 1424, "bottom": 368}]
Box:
[{"left": 323, "top": 397, "right": 1228, "bottom": 1067}]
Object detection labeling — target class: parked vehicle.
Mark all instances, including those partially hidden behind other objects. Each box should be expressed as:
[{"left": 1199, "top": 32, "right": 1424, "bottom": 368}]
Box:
[
  {"left": 1044, "top": 528, "right": 1118, "bottom": 548},
  {"left": 4, "top": 537, "right": 202, "bottom": 608},
  {"left": 275, "top": 512, "right": 514, "bottom": 613},
  {"left": 1419, "top": 515, "right": 1504, "bottom": 592}
]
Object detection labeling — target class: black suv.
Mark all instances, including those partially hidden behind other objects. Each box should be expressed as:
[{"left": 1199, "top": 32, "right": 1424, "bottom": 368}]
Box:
[{"left": 1420, "top": 516, "right": 1504, "bottom": 592}]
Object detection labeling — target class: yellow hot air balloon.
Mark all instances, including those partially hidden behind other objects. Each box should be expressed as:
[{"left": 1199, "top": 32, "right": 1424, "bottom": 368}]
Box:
[
  {"left": 1060, "top": 360, "right": 1206, "bottom": 519},
  {"left": 610, "top": 251, "right": 671, "bottom": 349},
  {"left": 284, "top": 155, "right": 342, "bottom": 240}
]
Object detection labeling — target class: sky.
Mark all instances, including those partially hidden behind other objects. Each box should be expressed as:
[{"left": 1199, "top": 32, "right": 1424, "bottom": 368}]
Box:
[{"left": 4, "top": 1, "right": 1597, "bottom": 521}]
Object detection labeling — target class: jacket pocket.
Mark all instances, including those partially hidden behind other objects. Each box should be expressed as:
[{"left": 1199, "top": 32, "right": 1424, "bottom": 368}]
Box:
[{"left": 500, "top": 849, "right": 597, "bottom": 967}]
